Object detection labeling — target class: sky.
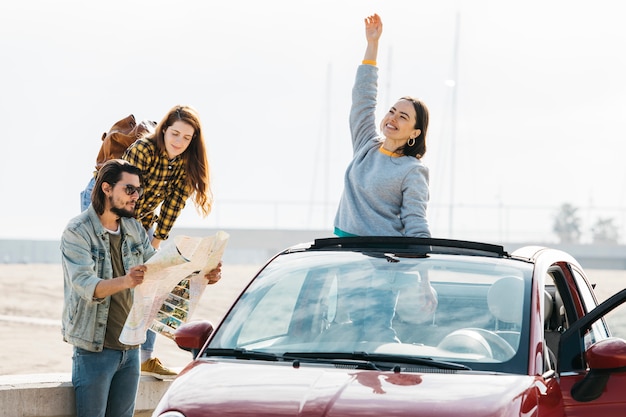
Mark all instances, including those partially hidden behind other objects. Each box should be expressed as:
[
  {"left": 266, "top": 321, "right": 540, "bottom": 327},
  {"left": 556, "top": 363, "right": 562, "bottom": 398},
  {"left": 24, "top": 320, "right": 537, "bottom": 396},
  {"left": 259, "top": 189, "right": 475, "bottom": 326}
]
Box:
[{"left": 2, "top": 0, "right": 626, "bottom": 244}]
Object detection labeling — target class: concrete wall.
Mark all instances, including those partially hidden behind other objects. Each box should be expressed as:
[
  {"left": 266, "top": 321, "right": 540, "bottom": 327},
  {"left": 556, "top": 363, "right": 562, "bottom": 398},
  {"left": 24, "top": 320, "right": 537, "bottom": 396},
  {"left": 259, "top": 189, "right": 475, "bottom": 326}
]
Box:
[{"left": 0, "top": 373, "right": 171, "bottom": 417}]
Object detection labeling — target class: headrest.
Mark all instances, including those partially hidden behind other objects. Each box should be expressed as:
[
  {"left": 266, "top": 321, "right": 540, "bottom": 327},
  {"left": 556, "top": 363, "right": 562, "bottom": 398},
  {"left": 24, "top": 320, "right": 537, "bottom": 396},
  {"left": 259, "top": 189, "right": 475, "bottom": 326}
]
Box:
[{"left": 487, "top": 276, "right": 524, "bottom": 324}]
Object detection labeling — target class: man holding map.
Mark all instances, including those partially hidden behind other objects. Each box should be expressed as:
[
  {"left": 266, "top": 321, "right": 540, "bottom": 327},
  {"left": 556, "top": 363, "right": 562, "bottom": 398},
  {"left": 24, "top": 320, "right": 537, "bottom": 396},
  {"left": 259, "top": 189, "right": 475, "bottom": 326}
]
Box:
[{"left": 61, "top": 159, "right": 222, "bottom": 417}]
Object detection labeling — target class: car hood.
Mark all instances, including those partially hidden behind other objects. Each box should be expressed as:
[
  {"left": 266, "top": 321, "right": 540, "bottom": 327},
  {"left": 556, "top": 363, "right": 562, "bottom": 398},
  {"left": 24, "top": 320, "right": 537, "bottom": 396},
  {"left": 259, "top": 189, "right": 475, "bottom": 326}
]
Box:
[{"left": 153, "top": 359, "right": 552, "bottom": 417}]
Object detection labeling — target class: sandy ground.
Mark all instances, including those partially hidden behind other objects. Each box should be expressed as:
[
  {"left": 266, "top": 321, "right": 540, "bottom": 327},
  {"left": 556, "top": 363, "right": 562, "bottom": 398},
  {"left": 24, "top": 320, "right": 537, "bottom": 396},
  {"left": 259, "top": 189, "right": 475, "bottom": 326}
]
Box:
[
  {"left": 1, "top": 264, "right": 625, "bottom": 376},
  {"left": 0, "top": 263, "right": 261, "bottom": 376}
]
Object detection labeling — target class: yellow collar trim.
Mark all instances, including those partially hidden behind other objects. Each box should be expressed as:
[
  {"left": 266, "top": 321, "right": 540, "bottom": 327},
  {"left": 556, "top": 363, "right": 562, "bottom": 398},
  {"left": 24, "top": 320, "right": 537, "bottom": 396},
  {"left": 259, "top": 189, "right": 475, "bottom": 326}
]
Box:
[{"left": 379, "top": 145, "right": 401, "bottom": 157}]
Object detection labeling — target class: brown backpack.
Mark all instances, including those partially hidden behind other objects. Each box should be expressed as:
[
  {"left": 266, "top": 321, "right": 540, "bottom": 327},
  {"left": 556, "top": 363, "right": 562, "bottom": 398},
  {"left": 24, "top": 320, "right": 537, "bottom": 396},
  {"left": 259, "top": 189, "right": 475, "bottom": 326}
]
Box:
[{"left": 94, "top": 114, "right": 157, "bottom": 170}]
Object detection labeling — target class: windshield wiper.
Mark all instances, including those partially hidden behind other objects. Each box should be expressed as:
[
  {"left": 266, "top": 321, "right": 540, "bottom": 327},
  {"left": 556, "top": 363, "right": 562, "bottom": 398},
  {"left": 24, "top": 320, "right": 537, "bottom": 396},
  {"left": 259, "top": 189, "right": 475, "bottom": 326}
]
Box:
[
  {"left": 282, "top": 352, "right": 381, "bottom": 370},
  {"left": 203, "top": 348, "right": 279, "bottom": 361},
  {"left": 204, "top": 348, "right": 379, "bottom": 369},
  {"left": 285, "top": 351, "right": 470, "bottom": 371}
]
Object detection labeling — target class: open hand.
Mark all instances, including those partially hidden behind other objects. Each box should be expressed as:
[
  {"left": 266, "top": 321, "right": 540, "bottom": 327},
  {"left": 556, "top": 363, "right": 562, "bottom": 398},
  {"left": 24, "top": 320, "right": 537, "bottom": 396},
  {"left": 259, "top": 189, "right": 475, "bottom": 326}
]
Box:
[{"left": 365, "top": 13, "right": 382, "bottom": 42}]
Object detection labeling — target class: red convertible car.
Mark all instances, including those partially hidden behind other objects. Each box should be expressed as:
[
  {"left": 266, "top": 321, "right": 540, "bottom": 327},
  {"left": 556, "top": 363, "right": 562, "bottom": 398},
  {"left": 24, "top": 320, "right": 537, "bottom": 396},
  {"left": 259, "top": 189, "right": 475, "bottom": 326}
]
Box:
[{"left": 152, "top": 237, "right": 626, "bottom": 416}]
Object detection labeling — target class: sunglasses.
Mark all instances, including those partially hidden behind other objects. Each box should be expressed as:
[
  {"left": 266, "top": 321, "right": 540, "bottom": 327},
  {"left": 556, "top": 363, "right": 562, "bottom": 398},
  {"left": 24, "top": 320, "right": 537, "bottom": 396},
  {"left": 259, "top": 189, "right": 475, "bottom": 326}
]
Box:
[{"left": 117, "top": 183, "right": 144, "bottom": 198}]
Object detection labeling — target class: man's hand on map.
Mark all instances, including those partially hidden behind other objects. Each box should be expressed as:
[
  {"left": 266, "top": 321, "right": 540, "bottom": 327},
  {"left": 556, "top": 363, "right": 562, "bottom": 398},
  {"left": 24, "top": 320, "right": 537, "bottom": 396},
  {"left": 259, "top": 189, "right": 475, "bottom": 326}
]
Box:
[
  {"left": 204, "top": 261, "right": 223, "bottom": 285},
  {"left": 127, "top": 265, "right": 147, "bottom": 288}
]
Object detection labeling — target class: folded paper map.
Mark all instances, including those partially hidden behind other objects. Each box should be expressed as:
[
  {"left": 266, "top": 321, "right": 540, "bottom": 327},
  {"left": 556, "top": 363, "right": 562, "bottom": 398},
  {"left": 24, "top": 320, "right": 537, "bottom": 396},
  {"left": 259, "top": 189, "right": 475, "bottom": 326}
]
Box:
[{"left": 119, "top": 231, "right": 229, "bottom": 345}]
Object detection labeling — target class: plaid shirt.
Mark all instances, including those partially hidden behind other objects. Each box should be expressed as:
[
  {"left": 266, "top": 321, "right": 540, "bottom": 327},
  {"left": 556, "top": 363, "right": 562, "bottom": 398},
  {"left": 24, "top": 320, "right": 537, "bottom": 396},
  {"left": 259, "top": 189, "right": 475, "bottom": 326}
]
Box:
[{"left": 122, "top": 138, "right": 190, "bottom": 240}]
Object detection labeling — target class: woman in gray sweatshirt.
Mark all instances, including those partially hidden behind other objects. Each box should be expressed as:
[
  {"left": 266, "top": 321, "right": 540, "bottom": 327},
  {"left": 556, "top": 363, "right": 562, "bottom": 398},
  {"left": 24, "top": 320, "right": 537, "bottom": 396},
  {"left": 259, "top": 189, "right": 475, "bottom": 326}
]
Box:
[{"left": 334, "top": 13, "right": 431, "bottom": 238}]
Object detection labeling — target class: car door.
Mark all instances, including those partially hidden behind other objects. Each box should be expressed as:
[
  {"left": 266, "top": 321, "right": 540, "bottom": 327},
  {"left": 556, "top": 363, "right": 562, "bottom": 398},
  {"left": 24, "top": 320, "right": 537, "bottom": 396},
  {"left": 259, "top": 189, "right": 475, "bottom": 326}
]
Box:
[{"left": 552, "top": 264, "right": 626, "bottom": 415}]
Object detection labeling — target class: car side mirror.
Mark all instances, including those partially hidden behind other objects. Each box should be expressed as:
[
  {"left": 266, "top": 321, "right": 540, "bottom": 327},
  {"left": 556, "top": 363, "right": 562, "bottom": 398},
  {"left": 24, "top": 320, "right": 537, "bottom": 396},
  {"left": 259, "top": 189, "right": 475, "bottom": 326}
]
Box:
[
  {"left": 571, "top": 337, "right": 626, "bottom": 402},
  {"left": 174, "top": 320, "right": 214, "bottom": 358}
]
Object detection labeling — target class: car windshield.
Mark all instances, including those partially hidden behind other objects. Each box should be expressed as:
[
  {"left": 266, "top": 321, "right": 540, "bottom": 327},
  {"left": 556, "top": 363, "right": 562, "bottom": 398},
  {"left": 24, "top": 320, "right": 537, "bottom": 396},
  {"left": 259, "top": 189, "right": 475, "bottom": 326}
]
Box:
[{"left": 207, "top": 250, "right": 532, "bottom": 373}]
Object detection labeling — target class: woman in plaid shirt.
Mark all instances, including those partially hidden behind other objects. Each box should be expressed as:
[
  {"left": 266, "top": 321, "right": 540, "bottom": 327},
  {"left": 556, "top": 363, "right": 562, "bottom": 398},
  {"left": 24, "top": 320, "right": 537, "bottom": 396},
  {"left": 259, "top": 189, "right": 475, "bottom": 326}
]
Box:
[
  {"left": 122, "top": 104, "right": 213, "bottom": 377},
  {"left": 122, "top": 105, "right": 213, "bottom": 249}
]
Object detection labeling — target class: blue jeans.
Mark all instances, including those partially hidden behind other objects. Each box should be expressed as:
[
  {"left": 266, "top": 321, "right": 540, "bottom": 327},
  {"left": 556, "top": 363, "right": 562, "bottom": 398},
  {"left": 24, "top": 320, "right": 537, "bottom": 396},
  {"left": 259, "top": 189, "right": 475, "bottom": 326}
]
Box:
[
  {"left": 80, "top": 176, "right": 96, "bottom": 212},
  {"left": 142, "top": 328, "right": 156, "bottom": 357},
  {"left": 72, "top": 347, "right": 140, "bottom": 417},
  {"left": 80, "top": 176, "right": 156, "bottom": 355}
]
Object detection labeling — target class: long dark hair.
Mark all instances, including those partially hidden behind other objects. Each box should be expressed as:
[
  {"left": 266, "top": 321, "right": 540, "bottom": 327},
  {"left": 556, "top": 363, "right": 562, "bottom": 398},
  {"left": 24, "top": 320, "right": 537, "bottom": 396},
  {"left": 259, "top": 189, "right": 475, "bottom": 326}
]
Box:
[
  {"left": 92, "top": 159, "right": 142, "bottom": 215},
  {"left": 149, "top": 105, "right": 213, "bottom": 217},
  {"left": 397, "top": 96, "right": 429, "bottom": 159}
]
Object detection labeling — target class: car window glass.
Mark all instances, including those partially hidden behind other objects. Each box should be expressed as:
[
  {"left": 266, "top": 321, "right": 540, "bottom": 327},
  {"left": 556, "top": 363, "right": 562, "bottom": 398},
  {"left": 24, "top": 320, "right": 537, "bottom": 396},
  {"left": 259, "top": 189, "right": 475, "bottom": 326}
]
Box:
[
  {"left": 237, "top": 272, "right": 306, "bottom": 345},
  {"left": 572, "top": 267, "right": 598, "bottom": 314},
  {"left": 208, "top": 251, "right": 532, "bottom": 373},
  {"left": 571, "top": 267, "right": 609, "bottom": 347}
]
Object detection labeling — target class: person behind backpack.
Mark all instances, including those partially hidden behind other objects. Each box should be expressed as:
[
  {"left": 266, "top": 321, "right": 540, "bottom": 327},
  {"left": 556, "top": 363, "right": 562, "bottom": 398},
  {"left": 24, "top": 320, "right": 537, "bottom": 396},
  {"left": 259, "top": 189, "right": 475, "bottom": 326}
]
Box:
[
  {"left": 80, "top": 104, "right": 214, "bottom": 378},
  {"left": 122, "top": 104, "right": 213, "bottom": 249},
  {"left": 80, "top": 114, "right": 156, "bottom": 212}
]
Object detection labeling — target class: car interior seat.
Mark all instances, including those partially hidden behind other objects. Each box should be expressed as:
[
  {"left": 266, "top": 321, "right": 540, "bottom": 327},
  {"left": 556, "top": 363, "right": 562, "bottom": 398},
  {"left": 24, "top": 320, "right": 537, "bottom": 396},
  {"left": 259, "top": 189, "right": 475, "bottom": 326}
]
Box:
[
  {"left": 544, "top": 281, "right": 567, "bottom": 369},
  {"left": 542, "top": 289, "right": 557, "bottom": 371},
  {"left": 487, "top": 276, "right": 524, "bottom": 349}
]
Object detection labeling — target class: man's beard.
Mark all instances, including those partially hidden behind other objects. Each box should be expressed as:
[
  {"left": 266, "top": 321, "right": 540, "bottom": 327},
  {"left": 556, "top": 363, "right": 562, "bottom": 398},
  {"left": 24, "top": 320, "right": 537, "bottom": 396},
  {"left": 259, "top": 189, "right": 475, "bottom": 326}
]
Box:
[{"left": 109, "top": 196, "right": 136, "bottom": 218}]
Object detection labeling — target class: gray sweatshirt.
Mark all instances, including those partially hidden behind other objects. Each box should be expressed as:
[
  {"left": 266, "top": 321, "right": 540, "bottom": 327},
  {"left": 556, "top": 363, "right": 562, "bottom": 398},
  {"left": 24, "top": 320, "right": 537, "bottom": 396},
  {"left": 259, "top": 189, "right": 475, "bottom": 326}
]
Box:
[{"left": 333, "top": 64, "right": 430, "bottom": 237}]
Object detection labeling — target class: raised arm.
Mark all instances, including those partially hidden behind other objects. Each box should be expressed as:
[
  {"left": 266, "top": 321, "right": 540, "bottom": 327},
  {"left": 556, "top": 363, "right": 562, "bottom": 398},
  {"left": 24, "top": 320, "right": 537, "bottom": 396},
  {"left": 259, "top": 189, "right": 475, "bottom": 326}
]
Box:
[{"left": 363, "top": 14, "right": 383, "bottom": 63}]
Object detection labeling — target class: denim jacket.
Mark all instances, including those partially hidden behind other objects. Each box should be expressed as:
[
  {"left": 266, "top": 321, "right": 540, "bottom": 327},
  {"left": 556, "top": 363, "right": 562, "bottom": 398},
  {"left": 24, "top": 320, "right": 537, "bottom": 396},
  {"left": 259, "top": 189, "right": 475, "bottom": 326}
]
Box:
[{"left": 61, "top": 206, "right": 156, "bottom": 352}]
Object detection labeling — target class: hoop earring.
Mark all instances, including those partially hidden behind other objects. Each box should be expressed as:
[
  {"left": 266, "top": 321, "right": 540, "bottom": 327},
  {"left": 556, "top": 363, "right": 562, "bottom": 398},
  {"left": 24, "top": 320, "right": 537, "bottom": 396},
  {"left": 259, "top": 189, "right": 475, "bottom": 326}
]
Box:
[{"left": 407, "top": 137, "right": 416, "bottom": 147}]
